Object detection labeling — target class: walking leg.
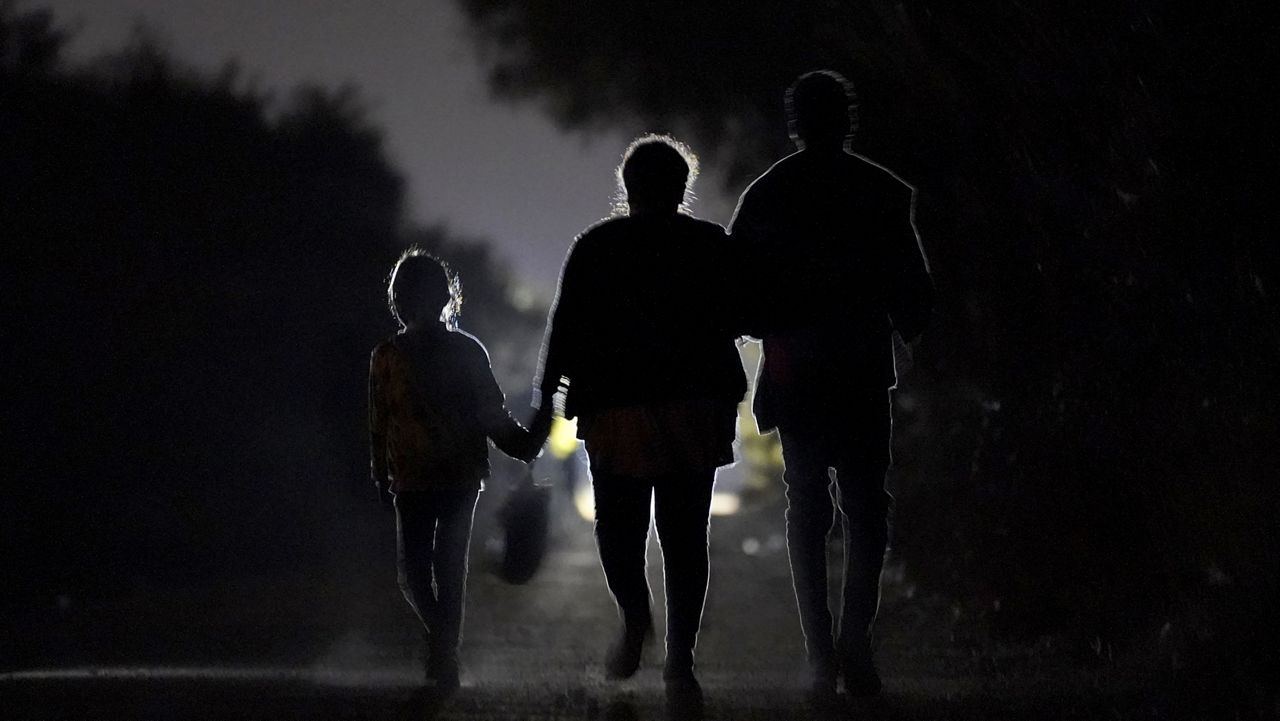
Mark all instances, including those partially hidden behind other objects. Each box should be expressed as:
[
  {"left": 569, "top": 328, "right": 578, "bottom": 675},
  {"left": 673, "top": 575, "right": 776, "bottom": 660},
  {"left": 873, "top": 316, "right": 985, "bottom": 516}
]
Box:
[
  {"left": 427, "top": 486, "right": 480, "bottom": 687},
  {"left": 592, "top": 470, "right": 655, "bottom": 678},
  {"left": 395, "top": 493, "right": 440, "bottom": 676},
  {"left": 653, "top": 469, "right": 715, "bottom": 681},
  {"left": 834, "top": 390, "right": 893, "bottom": 695},
  {"left": 396, "top": 494, "right": 439, "bottom": 626},
  {"left": 779, "top": 430, "right": 839, "bottom": 684}
]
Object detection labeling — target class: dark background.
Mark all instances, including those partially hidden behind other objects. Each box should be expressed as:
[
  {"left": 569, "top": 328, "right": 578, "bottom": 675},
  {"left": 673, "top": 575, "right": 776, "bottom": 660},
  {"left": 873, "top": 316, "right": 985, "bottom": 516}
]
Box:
[{"left": 3, "top": 1, "right": 1277, "bottom": 714}]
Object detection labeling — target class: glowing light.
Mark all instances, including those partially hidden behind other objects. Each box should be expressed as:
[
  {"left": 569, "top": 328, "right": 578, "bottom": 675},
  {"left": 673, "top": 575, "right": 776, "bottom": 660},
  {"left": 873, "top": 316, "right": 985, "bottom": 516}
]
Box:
[
  {"left": 508, "top": 283, "right": 539, "bottom": 311},
  {"left": 709, "top": 492, "right": 741, "bottom": 516},
  {"left": 573, "top": 480, "right": 595, "bottom": 521},
  {"left": 548, "top": 416, "right": 579, "bottom": 460}
]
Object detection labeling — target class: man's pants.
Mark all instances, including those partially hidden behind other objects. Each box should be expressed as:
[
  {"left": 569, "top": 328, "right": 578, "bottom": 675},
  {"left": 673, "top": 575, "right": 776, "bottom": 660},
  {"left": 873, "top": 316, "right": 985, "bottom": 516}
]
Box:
[
  {"left": 779, "top": 390, "right": 892, "bottom": 677},
  {"left": 590, "top": 468, "right": 716, "bottom": 671},
  {"left": 395, "top": 485, "right": 480, "bottom": 665}
]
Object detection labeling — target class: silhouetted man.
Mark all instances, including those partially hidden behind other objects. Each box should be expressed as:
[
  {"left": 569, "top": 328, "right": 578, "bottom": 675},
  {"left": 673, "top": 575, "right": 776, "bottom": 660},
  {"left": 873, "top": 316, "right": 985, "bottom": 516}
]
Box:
[
  {"left": 729, "top": 70, "right": 934, "bottom": 700},
  {"left": 532, "top": 136, "right": 746, "bottom": 712}
]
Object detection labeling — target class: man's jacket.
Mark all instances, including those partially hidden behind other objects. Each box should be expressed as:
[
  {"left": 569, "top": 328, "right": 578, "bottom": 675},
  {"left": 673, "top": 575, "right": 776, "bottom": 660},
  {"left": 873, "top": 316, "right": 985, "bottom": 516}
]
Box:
[{"left": 730, "top": 149, "right": 934, "bottom": 431}]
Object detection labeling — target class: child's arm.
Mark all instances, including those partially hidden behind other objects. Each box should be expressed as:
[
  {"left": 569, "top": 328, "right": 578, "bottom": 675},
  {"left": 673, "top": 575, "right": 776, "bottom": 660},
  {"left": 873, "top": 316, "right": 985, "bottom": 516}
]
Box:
[
  {"left": 368, "top": 345, "right": 393, "bottom": 502},
  {"left": 468, "top": 341, "right": 542, "bottom": 462}
]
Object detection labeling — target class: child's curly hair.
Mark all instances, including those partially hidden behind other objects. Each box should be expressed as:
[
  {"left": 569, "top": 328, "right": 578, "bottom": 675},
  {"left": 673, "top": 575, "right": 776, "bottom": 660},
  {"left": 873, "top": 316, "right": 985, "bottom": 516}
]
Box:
[{"left": 387, "top": 247, "right": 463, "bottom": 329}]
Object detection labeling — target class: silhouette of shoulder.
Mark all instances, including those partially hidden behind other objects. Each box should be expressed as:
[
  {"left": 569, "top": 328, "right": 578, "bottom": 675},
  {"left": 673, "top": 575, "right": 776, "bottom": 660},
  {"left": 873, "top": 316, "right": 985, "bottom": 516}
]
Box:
[
  {"left": 371, "top": 327, "right": 493, "bottom": 373},
  {"left": 848, "top": 154, "right": 916, "bottom": 211},
  {"left": 674, "top": 213, "right": 728, "bottom": 238},
  {"left": 735, "top": 150, "right": 801, "bottom": 200},
  {"left": 574, "top": 215, "right": 619, "bottom": 241},
  {"left": 562, "top": 215, "right": 727, "bottom": 278},
  {"left": 435, "top": 328, "right": 499, "bottom": 379},
  {"left": 447, "top": 327, "right": 491, "bottom": 359},
  {"left": 742, "top": 150, "right": 911, "bottom": 200},
  {"left": 575, "top": 213, "right": 723, "bottom": 245}
]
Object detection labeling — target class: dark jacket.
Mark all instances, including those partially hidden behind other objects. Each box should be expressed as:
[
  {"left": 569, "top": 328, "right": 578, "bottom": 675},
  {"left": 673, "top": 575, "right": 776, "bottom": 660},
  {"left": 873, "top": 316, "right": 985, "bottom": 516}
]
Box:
[
  {"left": 369, "top": 323, "right": 532, "bottom": 492},
  {"left": 730, "top": 149, "right": 934, "bottom": 431},
  {"left": 534, "top": 213, "right": 748, "bottom": 421}
]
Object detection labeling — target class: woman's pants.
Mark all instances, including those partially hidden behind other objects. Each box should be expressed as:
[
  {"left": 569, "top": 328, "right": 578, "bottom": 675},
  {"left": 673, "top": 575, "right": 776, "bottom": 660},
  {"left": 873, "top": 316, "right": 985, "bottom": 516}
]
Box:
[{"left": 590, "top": 467, "right": 715, "bottom": 672}]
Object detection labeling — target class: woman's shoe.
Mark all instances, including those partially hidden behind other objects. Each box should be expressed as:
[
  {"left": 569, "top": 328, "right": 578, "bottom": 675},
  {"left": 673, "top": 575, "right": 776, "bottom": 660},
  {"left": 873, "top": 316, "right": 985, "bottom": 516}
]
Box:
[
  {"left": 426, "top": 652, "right": 461, "bottom": 692},
  {"left": 604, "top": 619, "right": 654, "bottom": 680}
]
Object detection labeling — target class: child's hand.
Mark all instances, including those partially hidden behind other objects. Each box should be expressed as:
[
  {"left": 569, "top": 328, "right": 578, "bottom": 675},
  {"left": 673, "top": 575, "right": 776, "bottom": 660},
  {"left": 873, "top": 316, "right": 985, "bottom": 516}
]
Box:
[
  {"left": 528, "top": 443, "right": 545, "bottom": 464},
  {"left": 519, "top": 434, "right": 545, "bottom": 464}
]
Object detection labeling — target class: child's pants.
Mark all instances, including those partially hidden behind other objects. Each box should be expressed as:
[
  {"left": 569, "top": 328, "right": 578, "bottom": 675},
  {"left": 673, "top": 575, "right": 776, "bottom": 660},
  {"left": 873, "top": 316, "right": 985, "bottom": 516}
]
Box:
[{"left": 395, "top": 485, "right": 480, "bottom": 665}]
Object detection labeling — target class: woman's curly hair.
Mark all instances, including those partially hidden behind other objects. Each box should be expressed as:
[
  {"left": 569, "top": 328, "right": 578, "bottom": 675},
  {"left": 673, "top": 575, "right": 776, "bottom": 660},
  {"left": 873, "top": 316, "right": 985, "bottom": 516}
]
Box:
[{"left": 612, "top": 134, "right": 699, "bottom": 216}]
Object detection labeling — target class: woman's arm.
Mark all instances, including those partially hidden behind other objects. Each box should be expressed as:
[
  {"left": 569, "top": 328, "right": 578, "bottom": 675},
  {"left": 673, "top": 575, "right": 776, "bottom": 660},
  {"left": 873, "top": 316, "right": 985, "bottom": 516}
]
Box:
[{"left": 532, "top": 235, "right": 589, "bottom": 412}]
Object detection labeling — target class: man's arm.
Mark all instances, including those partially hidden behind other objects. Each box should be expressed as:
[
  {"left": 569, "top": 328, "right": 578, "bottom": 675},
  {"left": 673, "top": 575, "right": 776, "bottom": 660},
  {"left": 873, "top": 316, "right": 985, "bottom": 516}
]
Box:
[{"left": 886, "top": 183, "right": 935, "bottom": 344}]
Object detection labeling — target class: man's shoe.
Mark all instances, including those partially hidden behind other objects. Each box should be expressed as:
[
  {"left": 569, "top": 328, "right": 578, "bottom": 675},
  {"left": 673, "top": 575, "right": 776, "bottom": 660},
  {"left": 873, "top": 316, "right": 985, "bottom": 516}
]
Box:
[
  {"left": 663, "top": 672, "right": 704, "bottom": 721},
  {"left": 426, "top": 654, "right": 461, "bottom": 692},
  {"left": 604, "top": 621, "right": 653, "bottom": 680},
  {"left": 808, "top": 669, "right": 843, "bottom": 716}
]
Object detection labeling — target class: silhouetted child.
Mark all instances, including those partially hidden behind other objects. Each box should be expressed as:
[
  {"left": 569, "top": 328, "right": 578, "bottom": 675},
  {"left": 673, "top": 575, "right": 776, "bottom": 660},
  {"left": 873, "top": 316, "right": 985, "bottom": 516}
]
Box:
[{"left": 368, "top": 248, "right": 540, "bottom": 689}]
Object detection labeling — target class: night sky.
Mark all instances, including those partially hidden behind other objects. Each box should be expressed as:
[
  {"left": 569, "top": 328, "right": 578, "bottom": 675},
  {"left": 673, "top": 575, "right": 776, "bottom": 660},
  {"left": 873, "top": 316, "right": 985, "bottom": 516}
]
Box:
[{"left": 33, "top": 0, "right": 737, "bottom": 295}]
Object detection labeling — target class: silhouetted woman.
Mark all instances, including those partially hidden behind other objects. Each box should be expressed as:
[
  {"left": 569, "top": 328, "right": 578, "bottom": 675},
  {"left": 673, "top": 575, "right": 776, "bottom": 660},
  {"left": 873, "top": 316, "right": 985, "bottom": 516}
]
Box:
[{"left": 531, "top": 136, "right": 747, "bottom": 702}]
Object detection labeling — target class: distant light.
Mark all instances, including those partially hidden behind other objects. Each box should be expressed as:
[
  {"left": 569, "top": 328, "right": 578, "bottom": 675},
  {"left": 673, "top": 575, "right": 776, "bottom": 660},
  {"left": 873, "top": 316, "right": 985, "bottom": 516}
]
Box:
[
  {"left": 573, "top": 481, "right": 595, "bottom": 522},
  {"left": 548, "top": 416, "right": 579, "bottom": 460},
  {"left": 509, "top": 284, "right": 539, "bottom": 311},
  {"left": 709, "top": 492, "right": 741, "bottom": 516}
]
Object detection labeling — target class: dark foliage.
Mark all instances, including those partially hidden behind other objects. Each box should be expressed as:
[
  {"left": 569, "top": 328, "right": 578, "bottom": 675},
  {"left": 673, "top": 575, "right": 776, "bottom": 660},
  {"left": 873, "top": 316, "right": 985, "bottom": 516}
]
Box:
[
  {"left": 0, "top": 5, "right": 540, "bottom": 616},
  {"left": 457, "top": 0, "right": 1279, "bottom": 704}
]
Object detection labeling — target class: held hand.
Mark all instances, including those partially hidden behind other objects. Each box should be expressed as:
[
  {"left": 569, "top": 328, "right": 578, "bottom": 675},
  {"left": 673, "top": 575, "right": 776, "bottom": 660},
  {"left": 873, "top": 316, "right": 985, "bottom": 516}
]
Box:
[
  {"left": 514, "top": 404, "right": 553, "bottom": 464},
  {"left": 521, "top": 429, "right": 548, "bottom": 464},
  {"left": 519, "top": 443, "right": 542, "bottom": 465}
]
